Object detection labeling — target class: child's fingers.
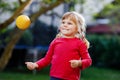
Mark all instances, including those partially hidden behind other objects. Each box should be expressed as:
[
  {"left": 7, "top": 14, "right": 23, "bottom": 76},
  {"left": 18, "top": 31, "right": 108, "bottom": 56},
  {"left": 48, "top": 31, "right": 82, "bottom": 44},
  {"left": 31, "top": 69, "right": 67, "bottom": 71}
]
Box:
[
  {"left": 69, "top": 60, "right": 80, "bottom": 68},
  {"left": 25, "top": 62, "right": 28, "bottom": 64},
  {"left": 25, "top": 62, "right": 35, "bottom": 70},
  {"left": 69, "top": 60, "right": 75, "bottom": 63},
  {"left": 25, "top": 62, "right": 32, "bottom": 64},
  {"left": 69, "top": 60, "right": 74, "bottom": 62}
]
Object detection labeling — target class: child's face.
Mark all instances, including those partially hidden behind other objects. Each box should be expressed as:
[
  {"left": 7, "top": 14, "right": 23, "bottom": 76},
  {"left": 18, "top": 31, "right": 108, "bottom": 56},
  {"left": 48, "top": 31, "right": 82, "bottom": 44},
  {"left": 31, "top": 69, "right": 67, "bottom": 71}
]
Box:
[{"left": 60, "top": 18, "right": 78, "bottom": 38}]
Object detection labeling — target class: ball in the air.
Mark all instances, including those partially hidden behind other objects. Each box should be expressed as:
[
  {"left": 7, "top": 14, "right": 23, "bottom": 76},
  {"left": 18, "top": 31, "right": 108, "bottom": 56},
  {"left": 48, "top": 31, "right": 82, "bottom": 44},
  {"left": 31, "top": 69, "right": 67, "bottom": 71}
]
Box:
[{"left": 16, "top": 15, "right": 31, "bottom": 30}]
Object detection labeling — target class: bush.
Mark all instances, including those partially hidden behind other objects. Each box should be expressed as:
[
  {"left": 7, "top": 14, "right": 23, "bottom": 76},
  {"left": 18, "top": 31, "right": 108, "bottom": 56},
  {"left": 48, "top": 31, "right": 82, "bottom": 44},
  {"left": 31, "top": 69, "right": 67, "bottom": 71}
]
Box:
[{"left": 88, "top": 34, "right": 120, "bottom": 69}]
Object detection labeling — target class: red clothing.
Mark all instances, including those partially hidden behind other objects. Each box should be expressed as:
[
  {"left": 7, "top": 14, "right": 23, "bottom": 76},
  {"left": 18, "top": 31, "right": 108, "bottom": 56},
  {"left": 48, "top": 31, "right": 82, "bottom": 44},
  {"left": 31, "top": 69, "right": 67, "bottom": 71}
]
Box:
[{"left": 36, "top": 38, "right": 92, "bottom": 80}]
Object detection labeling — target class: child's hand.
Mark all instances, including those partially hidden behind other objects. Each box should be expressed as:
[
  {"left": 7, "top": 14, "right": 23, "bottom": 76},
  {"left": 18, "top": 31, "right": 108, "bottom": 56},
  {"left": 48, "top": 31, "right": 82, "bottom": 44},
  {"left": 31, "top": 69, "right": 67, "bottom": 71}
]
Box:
[
  {"left": 25, "top": 62, "right": 38, "bottom": 70},
  {"left": 69, "top": 60, "right": 82, "bottom": 68}
]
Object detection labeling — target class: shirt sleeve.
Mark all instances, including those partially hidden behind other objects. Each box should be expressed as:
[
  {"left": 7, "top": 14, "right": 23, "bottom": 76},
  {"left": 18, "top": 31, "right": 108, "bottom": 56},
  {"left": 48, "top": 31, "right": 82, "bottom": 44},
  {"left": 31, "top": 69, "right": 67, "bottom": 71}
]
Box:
[
  {"left": 36, "top": 39, "right": 56, "bottom": 69},
  {"left": 78, "top": 40, "right": 92, "bottom": 70}
]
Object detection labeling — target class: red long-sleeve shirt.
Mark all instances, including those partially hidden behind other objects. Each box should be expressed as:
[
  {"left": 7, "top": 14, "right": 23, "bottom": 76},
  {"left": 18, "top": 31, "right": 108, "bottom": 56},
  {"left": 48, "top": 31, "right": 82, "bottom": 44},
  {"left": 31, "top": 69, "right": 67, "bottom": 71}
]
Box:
[{"left": 36, "top": 37, "right": 92, "bottom": 80}]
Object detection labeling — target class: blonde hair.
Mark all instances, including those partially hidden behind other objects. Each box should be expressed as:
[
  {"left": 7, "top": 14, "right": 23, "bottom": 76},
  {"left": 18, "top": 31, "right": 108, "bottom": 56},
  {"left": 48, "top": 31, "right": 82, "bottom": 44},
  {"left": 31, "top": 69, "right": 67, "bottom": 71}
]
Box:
[{"left": 56, "top": 11, "right": 90, "bottom": 48}]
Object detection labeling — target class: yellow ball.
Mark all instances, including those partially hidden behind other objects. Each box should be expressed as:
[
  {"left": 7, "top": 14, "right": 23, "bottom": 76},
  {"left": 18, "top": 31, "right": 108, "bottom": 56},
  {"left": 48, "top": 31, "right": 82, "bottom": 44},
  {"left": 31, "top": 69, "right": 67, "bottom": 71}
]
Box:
[{"left": 16, "top": 15, "right": 31, "bottom": 30}]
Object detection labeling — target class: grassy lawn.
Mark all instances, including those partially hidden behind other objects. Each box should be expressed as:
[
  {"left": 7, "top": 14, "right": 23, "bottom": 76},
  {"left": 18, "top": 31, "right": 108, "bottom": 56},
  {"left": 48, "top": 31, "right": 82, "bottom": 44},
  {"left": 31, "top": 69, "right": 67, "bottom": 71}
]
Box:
[
  {"left": 0, "top": 67, "right": 120, "bottom": 80},
  {"left": 81, "top": 67, "right": 120, "bottom": 80}
]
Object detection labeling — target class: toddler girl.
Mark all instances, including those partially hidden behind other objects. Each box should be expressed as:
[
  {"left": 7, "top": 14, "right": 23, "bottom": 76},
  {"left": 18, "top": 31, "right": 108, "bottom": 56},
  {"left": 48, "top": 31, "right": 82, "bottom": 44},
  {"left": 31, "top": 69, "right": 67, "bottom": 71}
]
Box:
[{"left": 25, "top": 11, "right": 92, "bottom": 80}]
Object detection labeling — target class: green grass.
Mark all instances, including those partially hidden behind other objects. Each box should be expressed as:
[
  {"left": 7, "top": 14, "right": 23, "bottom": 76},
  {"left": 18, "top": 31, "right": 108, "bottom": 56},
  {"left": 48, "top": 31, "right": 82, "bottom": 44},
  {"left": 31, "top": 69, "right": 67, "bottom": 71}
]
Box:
[
  {"left": 0, "top": 70, "right": 50, "bottom": 80},
  {"left": 0, "top": 67, "right": 120, "bottom": 80},
  {"left": 81, "top": 67, "right": 120, "bottom": 80}
]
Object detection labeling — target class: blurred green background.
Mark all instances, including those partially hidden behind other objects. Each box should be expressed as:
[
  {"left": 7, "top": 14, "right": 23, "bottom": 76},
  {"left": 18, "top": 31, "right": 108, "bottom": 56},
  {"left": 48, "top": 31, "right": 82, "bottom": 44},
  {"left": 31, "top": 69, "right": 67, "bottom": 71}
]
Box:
[{"left": 0, "top": 0, "right": 120, "bottom": 80}]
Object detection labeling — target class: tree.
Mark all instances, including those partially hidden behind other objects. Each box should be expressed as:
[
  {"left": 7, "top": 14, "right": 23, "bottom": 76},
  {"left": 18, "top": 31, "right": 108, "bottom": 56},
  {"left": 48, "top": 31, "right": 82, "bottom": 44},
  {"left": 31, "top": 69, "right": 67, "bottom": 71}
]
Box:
[
  {"left": 0, "top": 0, "right": 65, "bottom": 71},
  {"left": 94, "top": 0, "right": 120, "bottom": 35},
  {"left": 94, "top": 0, "right": 120, "bottom": 22}
]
